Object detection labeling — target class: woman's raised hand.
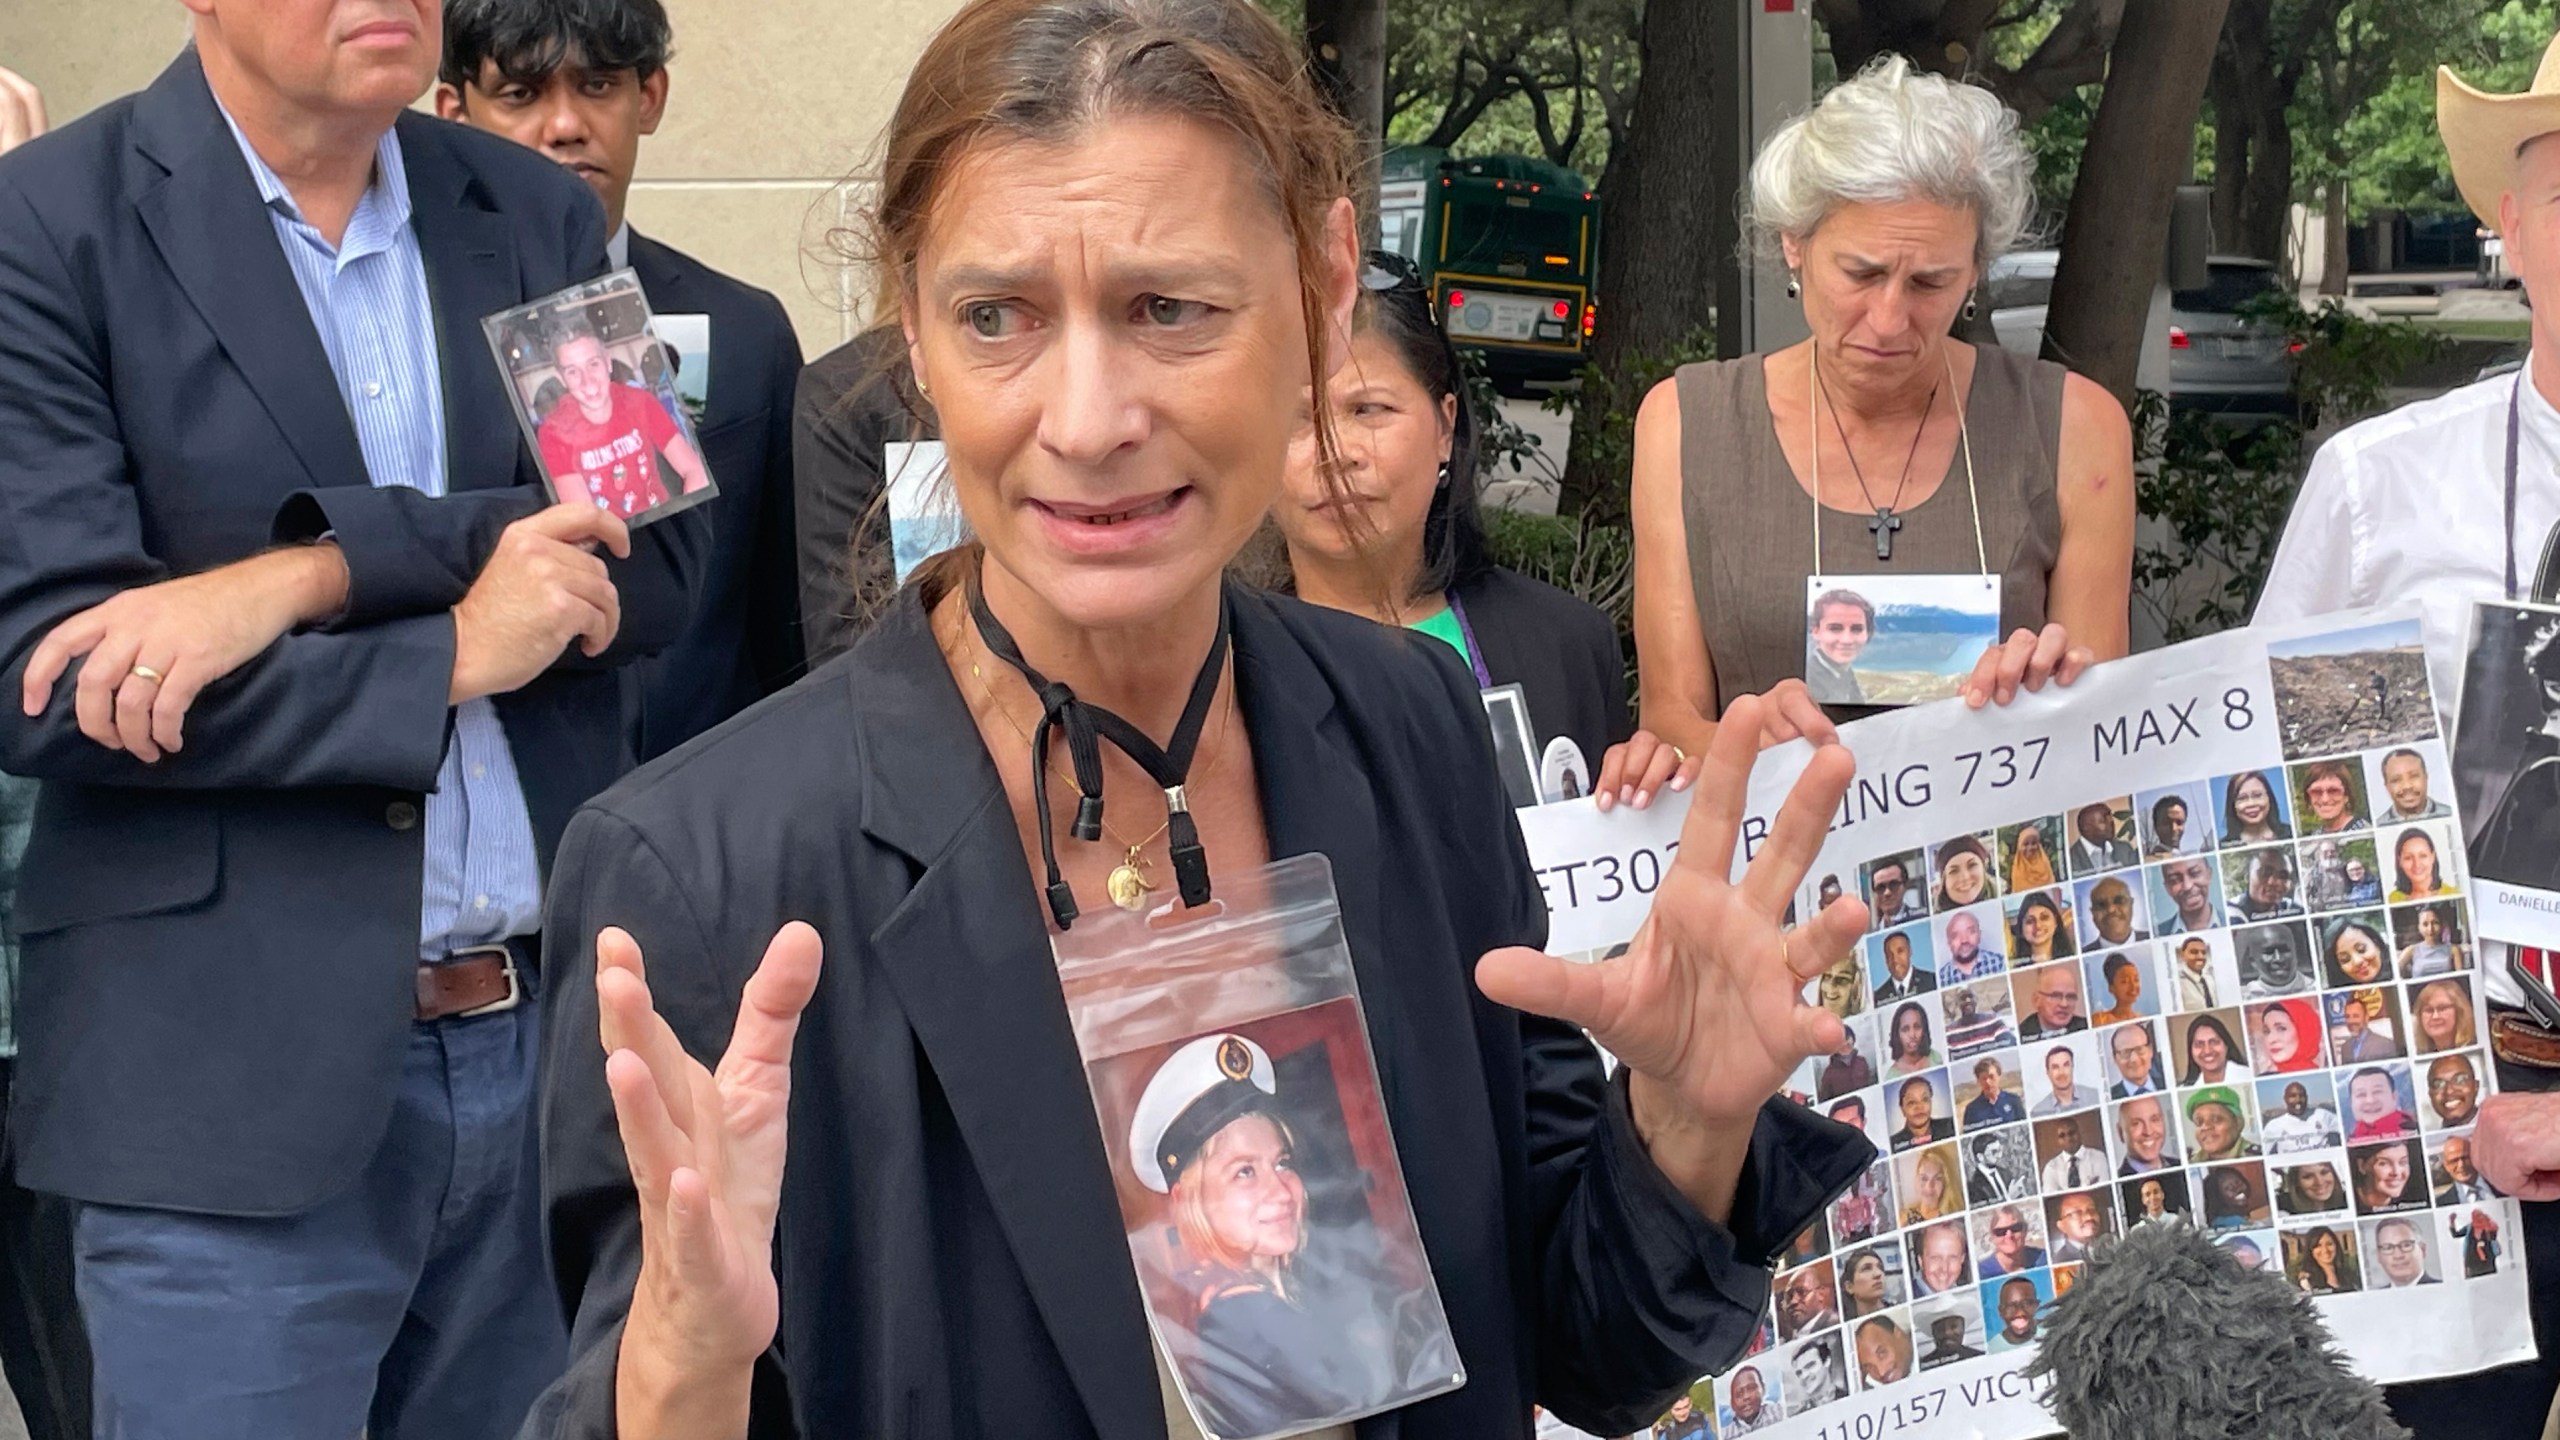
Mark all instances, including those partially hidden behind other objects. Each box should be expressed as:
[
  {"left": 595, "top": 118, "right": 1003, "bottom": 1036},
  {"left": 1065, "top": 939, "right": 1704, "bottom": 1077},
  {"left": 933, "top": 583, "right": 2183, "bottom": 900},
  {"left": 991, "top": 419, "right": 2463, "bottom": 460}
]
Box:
[
  {"left": 1964, "top": 623, "right": 2095, "bottom": 709},
  {"left": 1479, "top": 692, "right": 1865, "bottom": 1132},
  {"left": 597, "top": 922, "right": 821, "bottom": 1412},
  {"left": 1597, "top": 682, "right": 1837, "bottom": 812}
]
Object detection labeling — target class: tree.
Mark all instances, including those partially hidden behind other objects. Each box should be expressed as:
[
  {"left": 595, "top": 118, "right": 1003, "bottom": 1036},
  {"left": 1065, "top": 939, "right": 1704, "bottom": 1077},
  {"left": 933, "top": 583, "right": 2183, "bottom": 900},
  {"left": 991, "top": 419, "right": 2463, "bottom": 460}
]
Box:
[
  {"left": 1556, "top": 0, "right": 1721, "bottom": 518},
  {"left": 2205, "top": 0, "right": 2335, "bottom": 265},
  {"left": 1306, "top": 0, "right": 1391, "bottom": 141},
  {"left": 1814, "top": 0, "right": 2124, "bottom": 121},
  {"left": 2292, "top": 3, "right": 2494, "bottom": 292},
  {"left": 2042, "top": 0, "right": 2232, "bottom": 406},
  {"left": 1378, "top": 0, "right": 1642, "bottom": 174}
]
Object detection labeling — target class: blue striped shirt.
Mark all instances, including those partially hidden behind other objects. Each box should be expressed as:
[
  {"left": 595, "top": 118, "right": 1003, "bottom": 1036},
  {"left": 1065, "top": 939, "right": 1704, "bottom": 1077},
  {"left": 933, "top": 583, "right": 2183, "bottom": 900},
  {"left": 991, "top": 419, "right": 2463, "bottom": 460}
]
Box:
[{"left": 222, "top": 112, "right": 543, "bottom": 962}]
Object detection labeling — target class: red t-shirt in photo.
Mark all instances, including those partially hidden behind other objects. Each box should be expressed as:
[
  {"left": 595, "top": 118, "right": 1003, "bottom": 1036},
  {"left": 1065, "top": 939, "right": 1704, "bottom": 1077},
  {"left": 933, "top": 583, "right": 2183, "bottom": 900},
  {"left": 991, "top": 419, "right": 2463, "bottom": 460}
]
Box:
[{"left": 536, "top": 383, "right": 684, "bottom": 517}]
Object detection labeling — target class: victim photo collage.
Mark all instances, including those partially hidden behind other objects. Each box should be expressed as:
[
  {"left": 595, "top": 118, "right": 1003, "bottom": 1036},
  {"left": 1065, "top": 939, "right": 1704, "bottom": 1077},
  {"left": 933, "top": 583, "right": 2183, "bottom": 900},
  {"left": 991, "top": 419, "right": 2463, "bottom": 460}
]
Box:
[{"left": 1697, "top": 715, "right": 2524, "bottom": 1435}]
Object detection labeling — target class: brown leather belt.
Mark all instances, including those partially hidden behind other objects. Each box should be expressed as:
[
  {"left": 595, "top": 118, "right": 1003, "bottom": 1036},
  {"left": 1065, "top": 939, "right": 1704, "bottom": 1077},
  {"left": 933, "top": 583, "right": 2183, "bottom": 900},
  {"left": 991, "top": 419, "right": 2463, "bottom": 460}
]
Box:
[
  {"left": 416, "top": 943, "right": 523, "bottom": 1022},
  {"left": 2492, "top": 1007, "right": 2560, "bottom": 1074}
]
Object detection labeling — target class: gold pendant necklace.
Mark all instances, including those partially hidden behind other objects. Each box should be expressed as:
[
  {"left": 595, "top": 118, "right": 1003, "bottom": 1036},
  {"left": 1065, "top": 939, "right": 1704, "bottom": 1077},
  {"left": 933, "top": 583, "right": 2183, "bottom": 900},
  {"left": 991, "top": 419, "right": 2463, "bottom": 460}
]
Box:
[{"left": 959, "top": 621, "right": 1233, "bottom": 913}]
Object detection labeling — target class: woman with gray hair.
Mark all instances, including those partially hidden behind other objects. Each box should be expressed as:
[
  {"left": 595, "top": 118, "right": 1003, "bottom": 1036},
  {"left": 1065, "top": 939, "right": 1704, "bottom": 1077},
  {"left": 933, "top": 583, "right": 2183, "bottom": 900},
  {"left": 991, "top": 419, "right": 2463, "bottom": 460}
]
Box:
[{"left": 1606, "top": 57, "right": 2133, "bottom": 786}]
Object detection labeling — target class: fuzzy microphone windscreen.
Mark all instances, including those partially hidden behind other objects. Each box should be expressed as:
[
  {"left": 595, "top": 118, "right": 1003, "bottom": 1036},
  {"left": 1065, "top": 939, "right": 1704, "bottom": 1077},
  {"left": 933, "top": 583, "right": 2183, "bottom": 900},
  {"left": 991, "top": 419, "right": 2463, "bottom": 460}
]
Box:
[{"left": 2024, "top": 1222, "right": 2410, "bottom": 1440}]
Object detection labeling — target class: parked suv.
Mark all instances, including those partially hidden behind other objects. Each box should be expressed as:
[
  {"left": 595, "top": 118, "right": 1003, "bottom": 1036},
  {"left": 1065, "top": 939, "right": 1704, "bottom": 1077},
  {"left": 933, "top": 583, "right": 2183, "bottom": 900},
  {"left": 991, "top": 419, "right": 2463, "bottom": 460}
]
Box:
[{"left": 1986, "top": 251, "right": 2295, "bottom": 418}]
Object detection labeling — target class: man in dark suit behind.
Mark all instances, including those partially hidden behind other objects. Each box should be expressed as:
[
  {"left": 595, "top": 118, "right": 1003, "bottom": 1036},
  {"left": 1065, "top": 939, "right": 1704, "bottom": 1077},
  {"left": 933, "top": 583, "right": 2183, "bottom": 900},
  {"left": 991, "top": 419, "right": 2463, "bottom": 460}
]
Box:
[
  {"left": 0, "top": 3, "right": 702, "bottom": 1433},
  {"left": 437, "top": 0, "right": 803, "bottom": 758}
]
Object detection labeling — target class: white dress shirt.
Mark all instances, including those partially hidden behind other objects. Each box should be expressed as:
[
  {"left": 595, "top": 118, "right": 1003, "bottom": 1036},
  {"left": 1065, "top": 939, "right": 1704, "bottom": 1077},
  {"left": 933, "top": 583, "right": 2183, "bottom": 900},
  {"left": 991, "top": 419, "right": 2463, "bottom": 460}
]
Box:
[
  {"left": 2041, "top": 1146, "right": 2110, "bottom": 1191},
  {"left": 2257, "top": 363, "right": 2560, "bottom": 1008}
]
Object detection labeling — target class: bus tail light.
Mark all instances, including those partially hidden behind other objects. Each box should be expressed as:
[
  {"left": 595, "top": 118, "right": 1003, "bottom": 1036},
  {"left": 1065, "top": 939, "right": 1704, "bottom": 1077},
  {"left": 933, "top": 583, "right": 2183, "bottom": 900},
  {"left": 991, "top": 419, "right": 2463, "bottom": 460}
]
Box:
[
  {"left": 1551, "top": 300, "right": 1572, "bottom": 320},
  {"left": 1448, "top": 289, "right": 1466, "bottom": 309},
  {"left": 1582, "top": 302, "right": 1597, "bottom": 338},
  {"left": 2169, "top": 325, "right": 2191, "bottom": 350}
]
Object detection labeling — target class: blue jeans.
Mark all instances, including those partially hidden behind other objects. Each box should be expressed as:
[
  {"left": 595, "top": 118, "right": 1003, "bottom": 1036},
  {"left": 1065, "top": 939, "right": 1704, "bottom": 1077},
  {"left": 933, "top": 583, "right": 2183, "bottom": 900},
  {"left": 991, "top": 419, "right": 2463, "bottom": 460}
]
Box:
[{"left": 72, "top": 998, "right": 563, "bottom": 1440}]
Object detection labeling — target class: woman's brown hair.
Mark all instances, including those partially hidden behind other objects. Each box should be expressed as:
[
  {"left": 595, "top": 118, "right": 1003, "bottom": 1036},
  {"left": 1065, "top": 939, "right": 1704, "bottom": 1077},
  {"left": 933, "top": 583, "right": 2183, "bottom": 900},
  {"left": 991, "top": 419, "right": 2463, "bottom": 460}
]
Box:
[{"left": 852, "top": 0, "right": 1363, "bottom": 609}]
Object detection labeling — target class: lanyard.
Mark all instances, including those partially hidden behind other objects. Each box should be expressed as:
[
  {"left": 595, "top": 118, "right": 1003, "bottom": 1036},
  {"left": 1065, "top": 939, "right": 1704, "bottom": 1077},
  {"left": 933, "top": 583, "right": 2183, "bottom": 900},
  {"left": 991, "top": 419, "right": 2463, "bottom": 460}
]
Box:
[
  {"left": 970, "top": 586, "right": 1229, "bottom": 930},
  {"left": 1444, "top": 590, "right": 1495, "bottom": 689},
  {"left": 2507, "top": 370, "right": 2524, "bottom": 602}
]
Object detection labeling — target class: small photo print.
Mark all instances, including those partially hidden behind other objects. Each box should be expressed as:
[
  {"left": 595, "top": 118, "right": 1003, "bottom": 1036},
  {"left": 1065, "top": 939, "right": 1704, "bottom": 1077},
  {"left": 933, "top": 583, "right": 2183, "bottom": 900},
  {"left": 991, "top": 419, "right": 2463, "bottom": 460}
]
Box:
[
  {"left": 2004, "top": 887, "right": 2079, "bottom": 967},
  {"left": 1862, "top": 850, "right": 1932, "bottom": 930},
  {"left": 2289, "top": 757, "right": 2374, "bottom": 841},
  {"left": 1998, "top": 816, "right": 2069, "bottom": 893},
  {"left": 1880, "top": 1000, "right": 1945, "bottom": 1080},
  {"left": 2011, "top": 959, "right": 2089, "bottom": 1043},
  {"left": 2083, "top": 944, "right": 2162, "bottom": 1026},
  {"left": 2257, "top": 1072, "right": 2344, "bottom": 1154},
  {"left": 1927, "top": 832, "right": 2003, "bottom": 911},
  {"left": 1802, "top": 574, "right": 2001, "bottom": 709},
  {"left": 2420, "top": 1050, "right": 2485, "bottom": 1132},
  {"left": 2348, "top": 1136, "right": 2431, "bottom": 1215},
  {"left": 1835, "top": 1242, "right": 1909, "bottom": 1321},
  {"left": 2181, "top": 1084, "right": 2261, "bottom": 1164},
  {"left": 2024, "top": 1029, "right": 2103, "bottom": 1118},
  {"left": 2099, "top": 1017, "right": 2169, "bottom": 1096},
  {"left": 2243, "top": 996, "right": 2328, "bottom": 1074},
  {"left": 1940, "top": 977, "right": 2018, "bottom": 1061},
  {"left": 1827, "top": 1156, "right": 1897, "bottom": 1247},
  {"left": 2282, "top": 1221, "right": 2363, "bottom": 1294},
  {"left": 1847, "top": 1307, "right": 1918, "bottom": 1391},
  {"left": 2455, "top": 601, "right": 2560, "bottom": 914},
  {"left": 2147, "top": 856, "right": 2227, "bottom": 939},
  {"left": 1979, "top": 1268, "right": 2054, "bottom": 1353},
  {"left": 1867, "top": 923, "right": 1938, "bottom": 1003},
  {"left": 2360, "top": 1213, "right": 2443, "bottom": 1290},
  {"left": 2408, "top": 974, "right": 2481, "bottom": 1056},
  {"left": 1960, "top": 1125, "right": 2036, "bottom": 1207},
  {"left": 2032, "top": 1113, "right": 2112, "bottom": 1193},
  {"left": 2392, "top": 900, "right": 2474, "bottom": 979},
  {"left": 2276, "top": 1157, "right": 2351, "bottom": 1217},
  {"left": 1953, "top": 1049, "right": 2028, "bottom": 1131},
  {"left": 1538, "top": 736, "right": 1592, "bottom": 805},
  {"left": 1779, "top": 1216, "right": 1834, "bottom": 1272},
  {"left": 1774, "top": 1258, "right": 1840, "bottom": 1341},
  {"left": 2073, "top": 872, "right": 2152, "bottom": 952},
  {"left": 2296, "top": 833, "right": 2385, "bottom": 912},
  {"left": 1716, "top": 1362, "right": 1779, "bottom": 1435},
  {"left": 2445, "top": 1200, "right": 2514, "bottom": 1279},
  {"left": 2161, "top": 932, "right": 2241, "bottom": 1013},
  {"left": 2218, "top": 1228, "right": 2279, "bottom": 1273},
  {"left": 2224, "top": 847, "right": 2308, "bottom": 926},
  {"left": 1934, "top": 902, "right": 2007, "bottom": 985},
  {"left": 2234, "top": 920, "right": 2318, "bottom": 999},
  {"left": 1811, "top": 871, "right": 1853, "bottom": 916},
  {"left": 883, "top": 440, "right": 968, "bottom": 582},
  {"left": 2134, "top": 779, "right": 2219, "bottom": 858},
  {"left": 2119, "top": 1168, "right": 2192, "bottom": 1226},
  {"left": 650, "top": 310, "right": 710, "bottom": 428},
  {"left": 1813, "top": 1014, "right": 1879, "bottom": 1103},
  {"left": 2315, "top": 913, "right": 2397, "bottom": 990},
  {"left": 2044, "top": 1184, "right": 2117, "bottom": 1263},
  {"left": 2266, "top": 617, "right": 2436, "bottom": 761},
  {"left": 481, "top": 268, "right": 717, "bottom": 528},
  {"left": 2380, "top": 820, "right": 2465, "bottom": 906},
  {"left": 2215, "top": 768, "right": 2297, "bottom": 847},
  {"left": 1812, "top": 953, "right": 1871, "bottom": 1027},
  {"left": 2322, "top": 986, "right": 2408, "bottom": 1069},
  {"left": 1822, "top": 1094, "right": 1892, "bottom": 1158},
  {"left": 1887, "top": 1069, "right": 1955, "bottom": 1152},
  {"left": 2368, "top": 740, "right": 2457, "bottom": 826},
  {"left": 1905, "top": 1217, "right": 1974, "bottom": 1299},
  {"left": 2110, "top": 1091, "right": 2182, "bottom": 1174},
  {"left": 2167, "top": 1008, "right": 2252, "bottom": 1089},
  {"left": 2198, "top": 1160, "right": 2273, "bottom": 1230},
  {"left": 1912, "top": 1291, "right": 1989, "bottom": 1371},
  {"left": 2063, "top": 797, "right": 2142, "bottom": 878},
  {"left": 1893, "top": 1141, "right": 1965, "bottom": 1227},
  {"left": 1084, "top": 1006, "right": 1452, "bottom": 1440},
  {"left": 1780, "top": 1331, "right": 1853, "bottom": 1413}
]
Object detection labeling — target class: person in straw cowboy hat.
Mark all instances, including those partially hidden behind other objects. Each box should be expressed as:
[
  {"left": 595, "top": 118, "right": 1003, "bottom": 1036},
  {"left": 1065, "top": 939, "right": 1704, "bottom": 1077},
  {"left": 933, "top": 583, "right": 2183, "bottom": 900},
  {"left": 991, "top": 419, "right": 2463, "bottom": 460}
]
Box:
[{"left": 2258, "top": 28, "right": 2560, "bottom": 1440}]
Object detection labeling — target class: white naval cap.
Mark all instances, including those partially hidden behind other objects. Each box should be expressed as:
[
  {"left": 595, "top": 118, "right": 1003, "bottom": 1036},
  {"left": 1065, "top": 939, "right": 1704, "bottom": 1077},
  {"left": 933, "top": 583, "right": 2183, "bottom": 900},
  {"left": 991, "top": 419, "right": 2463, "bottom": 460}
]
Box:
[{"left": 1127, "top": 1032, "right": 1276, "bottom": 1194}]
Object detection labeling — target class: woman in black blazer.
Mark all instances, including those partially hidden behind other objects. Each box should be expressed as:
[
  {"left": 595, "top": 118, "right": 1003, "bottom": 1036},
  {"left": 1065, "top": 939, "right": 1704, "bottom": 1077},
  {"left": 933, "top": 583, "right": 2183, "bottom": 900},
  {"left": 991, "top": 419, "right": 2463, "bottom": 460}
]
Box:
[
  {"left": 1270, "top": 252, "right": 1631, "bottom": 785},
  {"left": 527, "top": 3, "right": 1874, "bottom": 1437}
]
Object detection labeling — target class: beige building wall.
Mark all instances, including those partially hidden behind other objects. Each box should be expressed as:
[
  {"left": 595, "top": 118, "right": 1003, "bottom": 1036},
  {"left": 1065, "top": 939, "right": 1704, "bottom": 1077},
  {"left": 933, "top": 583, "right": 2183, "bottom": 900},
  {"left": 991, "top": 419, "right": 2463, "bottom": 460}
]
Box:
[{"left": 0, "top": 0, "right": 964, "bottom": 353}]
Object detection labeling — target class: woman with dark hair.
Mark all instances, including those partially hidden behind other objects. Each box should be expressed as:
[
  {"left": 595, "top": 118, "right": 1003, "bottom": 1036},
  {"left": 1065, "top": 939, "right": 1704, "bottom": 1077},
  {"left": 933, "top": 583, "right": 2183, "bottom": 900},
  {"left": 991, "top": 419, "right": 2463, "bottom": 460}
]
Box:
[
  {"left": 526, "top": 2, "right": 1873, "bottom": 1436},
  {"left": 2008, "top": 890, "right": 2074, "bottom": 962},
  {"left": 1886, "top": 1001, "right": 1941, "bottom": 1076},
  {"left": 2389, "top": 827, "right": 2452, "bottom": 903},
  {"left": 1274, "top": 252, "right": 1631, "bottom": 780},
  {"left": 2280, "top": 1162, "right": 2348, "bottom": 1216},
  {"left": 2221, "top": 770, "right": 2291, "bottom": 845},
  {"left": 2292, "top": 1226, "right": 2358, "bottom": 1294},
  {"left": 2178, "top": 1013, "right": 2250, "bottom": 1086}
]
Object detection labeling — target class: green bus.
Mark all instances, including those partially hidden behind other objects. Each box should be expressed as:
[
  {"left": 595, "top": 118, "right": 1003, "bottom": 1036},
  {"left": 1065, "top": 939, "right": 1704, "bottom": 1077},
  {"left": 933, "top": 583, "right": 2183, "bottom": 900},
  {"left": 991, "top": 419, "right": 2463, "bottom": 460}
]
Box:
[{"left": 1378, "top": 144, "right": 1601, "bottom": 394}]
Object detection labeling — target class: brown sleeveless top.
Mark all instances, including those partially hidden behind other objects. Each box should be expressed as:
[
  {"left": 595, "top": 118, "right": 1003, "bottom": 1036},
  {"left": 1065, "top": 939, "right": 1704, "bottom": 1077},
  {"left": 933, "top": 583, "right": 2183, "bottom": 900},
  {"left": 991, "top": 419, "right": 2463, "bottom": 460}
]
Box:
[{"left": 1675, "top": 344, "right": 2066, "bottom": 721}]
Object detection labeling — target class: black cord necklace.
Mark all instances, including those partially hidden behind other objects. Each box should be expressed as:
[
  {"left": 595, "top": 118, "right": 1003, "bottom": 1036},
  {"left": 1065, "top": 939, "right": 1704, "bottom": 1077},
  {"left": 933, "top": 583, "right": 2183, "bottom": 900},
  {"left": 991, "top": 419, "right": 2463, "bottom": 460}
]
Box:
[
  {"left": 1816, "top": 358, "right": 1938, "bottom": 561},
  {"left": 968, "top": 584, "right": 1229, "bottom": 931}
]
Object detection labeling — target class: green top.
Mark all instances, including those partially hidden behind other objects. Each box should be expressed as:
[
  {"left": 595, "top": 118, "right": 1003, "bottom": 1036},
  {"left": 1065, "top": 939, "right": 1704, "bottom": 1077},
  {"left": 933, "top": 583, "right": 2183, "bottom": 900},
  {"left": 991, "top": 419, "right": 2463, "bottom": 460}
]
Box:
[{"left": 1408, "top": 605, "right": 1473, "bottom": 668}]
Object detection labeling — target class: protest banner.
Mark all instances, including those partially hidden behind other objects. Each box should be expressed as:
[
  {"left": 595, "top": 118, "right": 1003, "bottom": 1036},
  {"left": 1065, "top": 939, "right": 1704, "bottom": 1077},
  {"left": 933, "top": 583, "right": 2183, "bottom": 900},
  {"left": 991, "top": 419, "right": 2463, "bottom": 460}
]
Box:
[{"left": 1520, "top": 610, "right": 2531, "bottom": 1439}]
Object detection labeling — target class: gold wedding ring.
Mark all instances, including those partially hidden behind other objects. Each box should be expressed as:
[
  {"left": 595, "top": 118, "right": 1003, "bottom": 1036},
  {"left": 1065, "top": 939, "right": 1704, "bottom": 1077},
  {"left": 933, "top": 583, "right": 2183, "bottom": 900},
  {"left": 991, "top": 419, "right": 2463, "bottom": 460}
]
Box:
[
  {"left": 1670, "top": 745, "right": 1687, "bottom": 765},
  {"left": 128, "top": 665, "right": 164, "bottom": 685}
]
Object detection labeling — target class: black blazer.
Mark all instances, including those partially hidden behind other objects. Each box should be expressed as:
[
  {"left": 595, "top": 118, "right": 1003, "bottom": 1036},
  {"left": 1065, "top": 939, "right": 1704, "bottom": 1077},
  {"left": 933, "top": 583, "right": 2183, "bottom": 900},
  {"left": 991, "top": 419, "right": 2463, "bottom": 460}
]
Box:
[
  {"left": 789, "top": 325, "right": 933, "bottom": 667},
  {"left": 1452, "top": 566, "right": 1630, "bottom": 771},
  {"left": 527, "top": 589, "right": 1870, "bottom": 1439},
  {"left": 623, "top": 231, "right": 804, "bottom": 759},
  {"left": 0, "top": 53, "right": 704, "bottom": 1215}
]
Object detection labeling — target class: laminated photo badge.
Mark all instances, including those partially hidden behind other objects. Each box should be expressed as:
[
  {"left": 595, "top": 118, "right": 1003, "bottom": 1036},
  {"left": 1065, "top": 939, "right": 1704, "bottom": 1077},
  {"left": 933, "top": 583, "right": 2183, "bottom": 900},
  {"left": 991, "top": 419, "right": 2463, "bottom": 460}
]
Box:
[
  {"left": 1052, "top": 854, "right": 1463, "bottom": 1440},
  {"left": 482, "top": 268, "right": 718, "bottom": 528}
]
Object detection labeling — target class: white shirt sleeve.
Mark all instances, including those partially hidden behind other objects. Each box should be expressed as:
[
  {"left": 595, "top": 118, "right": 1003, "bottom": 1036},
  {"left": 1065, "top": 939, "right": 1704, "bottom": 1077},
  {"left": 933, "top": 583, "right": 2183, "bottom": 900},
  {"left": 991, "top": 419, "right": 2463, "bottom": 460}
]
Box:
[{"left": 2255, "top": 434, "right": 2365, "bottom": 624}]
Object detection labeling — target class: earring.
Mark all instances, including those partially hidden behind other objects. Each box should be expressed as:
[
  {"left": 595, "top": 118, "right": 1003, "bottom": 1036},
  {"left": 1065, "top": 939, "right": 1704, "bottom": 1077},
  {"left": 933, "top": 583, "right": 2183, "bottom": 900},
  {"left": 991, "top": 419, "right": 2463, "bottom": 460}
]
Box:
[
  {"left": 914, "top": 374, "right": 932, "bottom": 399},
  {"left": 1963, "top": 298, "right": 1979, "bottom": 321},
  {"left": 1436, "top": 462, "right": 1451, "bottom": 488},
  {"left": 1786, "top": 273, "right": 1801, "bottom": 301}
]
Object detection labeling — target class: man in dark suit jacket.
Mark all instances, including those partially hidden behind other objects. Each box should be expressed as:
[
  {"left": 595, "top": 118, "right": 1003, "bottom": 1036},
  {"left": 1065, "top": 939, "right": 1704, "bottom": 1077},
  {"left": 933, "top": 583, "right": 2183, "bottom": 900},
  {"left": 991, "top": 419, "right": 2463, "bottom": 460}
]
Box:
[
  {"left": 0, "top": 13, "right": 701, "bottom": 1434},
  {"left": 437, "top": 0, "right": 803, "bottom": 759}
]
